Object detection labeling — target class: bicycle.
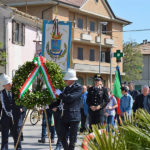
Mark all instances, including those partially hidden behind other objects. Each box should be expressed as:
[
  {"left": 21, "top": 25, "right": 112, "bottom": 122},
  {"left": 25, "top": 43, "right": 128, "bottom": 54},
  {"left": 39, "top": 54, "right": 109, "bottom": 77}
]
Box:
[{"left": 30, "top": 107, "right": 43, "bottom": 125}]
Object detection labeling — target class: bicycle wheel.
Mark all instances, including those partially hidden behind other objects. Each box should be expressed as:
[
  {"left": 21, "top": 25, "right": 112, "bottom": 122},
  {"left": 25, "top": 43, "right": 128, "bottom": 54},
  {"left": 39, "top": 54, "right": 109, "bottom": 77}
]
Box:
[{"left": 30, "top": 109, "right": 39, "bottom": 125}]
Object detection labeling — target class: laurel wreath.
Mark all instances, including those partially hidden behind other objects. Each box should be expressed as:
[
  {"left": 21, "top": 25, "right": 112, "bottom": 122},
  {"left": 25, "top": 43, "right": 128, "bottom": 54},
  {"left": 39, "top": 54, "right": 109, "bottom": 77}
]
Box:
[
  {"left": 46, "top": 42, "right": 67, "bottom": 59},
  {"left": 12, "top": 60, "right": 65, "bottom": 109}
]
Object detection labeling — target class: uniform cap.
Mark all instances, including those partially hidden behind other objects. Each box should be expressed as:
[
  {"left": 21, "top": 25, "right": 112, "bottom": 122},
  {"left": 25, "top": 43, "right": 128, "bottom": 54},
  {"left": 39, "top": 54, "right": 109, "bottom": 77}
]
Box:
[{"left": 94, "top": 74, "right": 103, "bottom": 81}]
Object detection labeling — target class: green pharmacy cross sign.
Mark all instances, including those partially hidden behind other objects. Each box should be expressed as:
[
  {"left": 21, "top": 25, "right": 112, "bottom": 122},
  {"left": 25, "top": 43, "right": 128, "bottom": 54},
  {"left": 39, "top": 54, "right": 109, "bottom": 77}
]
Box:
[{"left": 114, "top": 49, "right": 123, "bottom": 62}]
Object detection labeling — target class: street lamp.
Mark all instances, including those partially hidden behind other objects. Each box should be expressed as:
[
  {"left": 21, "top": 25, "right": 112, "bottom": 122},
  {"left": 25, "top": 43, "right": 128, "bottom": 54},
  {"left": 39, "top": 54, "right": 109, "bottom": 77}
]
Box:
[{"left": 99, "top": 22, "right": 107, "bottom": 74}]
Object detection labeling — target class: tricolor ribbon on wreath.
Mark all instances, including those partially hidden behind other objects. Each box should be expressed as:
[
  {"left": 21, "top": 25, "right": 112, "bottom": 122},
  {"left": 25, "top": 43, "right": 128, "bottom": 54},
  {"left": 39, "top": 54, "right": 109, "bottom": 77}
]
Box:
[{"left": 19, "top": 56, "right": 56, "bottom": 99}]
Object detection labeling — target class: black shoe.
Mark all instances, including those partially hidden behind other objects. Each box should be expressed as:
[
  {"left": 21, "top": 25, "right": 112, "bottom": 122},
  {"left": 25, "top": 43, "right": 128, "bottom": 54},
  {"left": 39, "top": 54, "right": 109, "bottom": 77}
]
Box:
[{"left": 38, "top": 139, "right": 45, "bottom": 143}]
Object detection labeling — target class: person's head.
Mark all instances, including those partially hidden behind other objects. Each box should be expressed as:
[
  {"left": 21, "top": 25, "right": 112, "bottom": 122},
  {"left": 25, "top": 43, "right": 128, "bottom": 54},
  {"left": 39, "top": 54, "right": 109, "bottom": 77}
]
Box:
[
  {"left": 121, "top": 86, "right": 128, "bottom": 96},
  {"left": 94, "top": 74, "right": 103, "bottom": 87},
  {"left": 121, "top": 81, "right": 126, "bottom": 87},
  {"left": 107, "top": 88, "right": 111, "bottom": 96},
  {"left": 0, "top": 74, "right": 12, "bottom": 91},
  {"left": 128, "top": 82, "right": 134, "bottom": 91},
  {"left": 82, "top": 85, "right": 87, "bottom": 93},
  {"left": 142, "top": 85, "right": 149, "bottom": 96},
  {"left": 63, "top": 68, "right": 78, "bottom": 86},
  {"left": 126, "top": 85, "right": 129, "bottom": 91}
]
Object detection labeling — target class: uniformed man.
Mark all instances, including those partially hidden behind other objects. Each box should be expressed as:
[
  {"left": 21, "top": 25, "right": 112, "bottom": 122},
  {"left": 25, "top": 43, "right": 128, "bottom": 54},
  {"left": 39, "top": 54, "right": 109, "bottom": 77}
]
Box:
[
  {"left": 54, "top": 69, "right": 82, "bottom": 150},
  {"left": 87, "top": 74, "right": 109, "bottom": 131},
  {"left": 0, "top": 74, "right": 22, "bottom": 150}
]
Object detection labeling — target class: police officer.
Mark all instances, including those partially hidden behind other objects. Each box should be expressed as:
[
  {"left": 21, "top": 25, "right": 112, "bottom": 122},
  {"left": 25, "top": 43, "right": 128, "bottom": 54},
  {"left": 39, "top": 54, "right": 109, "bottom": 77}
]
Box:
[
  {"left": 54, "top": 69, "right": 82, "bottom": 150},
  {"left": 0, "top": 74, "right": 22, "bottom": 150},
  {"left": 87, "top": 74, "right": 109, "bottom": 131}
]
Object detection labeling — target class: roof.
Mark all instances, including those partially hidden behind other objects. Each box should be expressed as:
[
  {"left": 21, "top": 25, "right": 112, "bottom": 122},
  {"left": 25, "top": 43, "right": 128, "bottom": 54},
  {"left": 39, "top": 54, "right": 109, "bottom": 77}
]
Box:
[
  {"left": 0, "top": 3, "right": 42, "bottom": 27},
  {"left": 57, "top": 0, "right": 86, "bottom": 8},
  {"left": 0, "top": 0, "right": 131, "bottom": 24},
  {"left": 138, "top": 42, "right": 150, "bottom": 55}
]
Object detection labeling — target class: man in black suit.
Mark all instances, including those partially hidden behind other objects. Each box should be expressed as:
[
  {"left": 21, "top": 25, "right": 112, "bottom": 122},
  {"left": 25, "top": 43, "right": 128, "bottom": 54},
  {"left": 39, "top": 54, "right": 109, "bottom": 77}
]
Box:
[
  {"left": 0, "top": 74, "right": 23, "bottom": 150},
  {"left": 133, "top": 85, "right": 150, "bottom": 113},
  {"left": 87, "top": 74, "right": 109, "bottom": 131},
  {"left": 128, "top": 82, "right": 140, "bottom": 103},
  {"left": 54, "top": 69, "right": 82, "bottom": 150}
]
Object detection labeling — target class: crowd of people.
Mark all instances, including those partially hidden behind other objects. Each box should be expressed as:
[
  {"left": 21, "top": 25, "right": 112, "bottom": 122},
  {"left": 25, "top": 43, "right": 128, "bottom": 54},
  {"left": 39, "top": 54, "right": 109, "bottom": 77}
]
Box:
[{"left": 0, "top": 69, "right": 150, "bottom": 150}]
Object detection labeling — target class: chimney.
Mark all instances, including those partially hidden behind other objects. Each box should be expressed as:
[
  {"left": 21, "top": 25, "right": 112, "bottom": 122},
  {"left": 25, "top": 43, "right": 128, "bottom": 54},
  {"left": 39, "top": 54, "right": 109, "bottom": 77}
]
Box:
[{"left": 143, "top": 39, "right": 148, "bottom": 44}]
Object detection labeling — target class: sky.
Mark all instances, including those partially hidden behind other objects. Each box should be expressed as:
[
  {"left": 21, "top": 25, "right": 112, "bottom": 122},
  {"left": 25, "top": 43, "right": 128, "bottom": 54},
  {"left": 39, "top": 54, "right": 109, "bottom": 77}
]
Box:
[{"left": 107, "top": 0, "right": 150, "bottom": 44}]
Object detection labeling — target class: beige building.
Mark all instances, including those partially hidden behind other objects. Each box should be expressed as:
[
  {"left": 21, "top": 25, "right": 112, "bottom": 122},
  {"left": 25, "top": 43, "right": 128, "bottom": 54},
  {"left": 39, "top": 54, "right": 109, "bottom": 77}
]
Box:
[
  {"left": 134, "top": 40, "right": 150, "bottom": 90},
  {"left": 2, "top": 0, "right": 131, "bottom": 87}
]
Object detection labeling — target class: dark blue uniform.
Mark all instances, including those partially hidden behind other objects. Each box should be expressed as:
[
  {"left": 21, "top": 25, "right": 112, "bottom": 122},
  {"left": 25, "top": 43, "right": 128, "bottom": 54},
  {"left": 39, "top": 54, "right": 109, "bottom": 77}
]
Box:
[
  {"left": 1, "top": 89, "right": 22, "bottom": 150},
  {"left": 87, "top": 86, "right": 109, "bottom": 130},
  {"left": 59, "top": 82, "right": 82, "bottom": 150}
]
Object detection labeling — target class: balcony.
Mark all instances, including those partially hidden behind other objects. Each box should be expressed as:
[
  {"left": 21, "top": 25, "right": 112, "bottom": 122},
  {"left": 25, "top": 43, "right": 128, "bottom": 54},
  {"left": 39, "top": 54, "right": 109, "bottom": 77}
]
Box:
[{"left": 72, "top": 27, "right": 113, "bottom": 46}]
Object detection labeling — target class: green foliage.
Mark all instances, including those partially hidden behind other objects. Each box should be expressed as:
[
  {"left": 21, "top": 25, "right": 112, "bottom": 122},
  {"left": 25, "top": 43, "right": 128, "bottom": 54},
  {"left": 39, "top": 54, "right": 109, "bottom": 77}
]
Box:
[
  {"left": 86, "top": 109, "right": 150, "bottom": 150},
  {"left": 0, "top": 51, "right": 7, "bottom": 66},
  {"left": 123, "top": 41, "right": 143, "bottom": 82},
  {"left": 12, "top": 60, "right": 65, "bottom": 109}
]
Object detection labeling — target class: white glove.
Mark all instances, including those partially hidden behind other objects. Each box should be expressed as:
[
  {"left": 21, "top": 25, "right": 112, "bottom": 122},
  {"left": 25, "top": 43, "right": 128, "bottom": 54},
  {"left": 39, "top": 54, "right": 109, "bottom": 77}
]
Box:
[{"left": 55, "top": 89, "right": 62, "bottom": 96}]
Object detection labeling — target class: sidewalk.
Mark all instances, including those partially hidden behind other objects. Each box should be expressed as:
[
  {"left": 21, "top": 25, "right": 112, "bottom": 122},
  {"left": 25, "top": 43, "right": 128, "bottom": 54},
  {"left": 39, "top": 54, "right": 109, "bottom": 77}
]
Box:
[{"left": 0, "top": 120, "right": 84, "bottom": 150}]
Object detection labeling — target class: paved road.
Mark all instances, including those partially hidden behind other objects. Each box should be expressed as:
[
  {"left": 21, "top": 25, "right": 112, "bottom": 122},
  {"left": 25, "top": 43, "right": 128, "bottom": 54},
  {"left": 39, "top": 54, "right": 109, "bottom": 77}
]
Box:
[{"left": 0, "top": 121, "right": 84, "bottom": 150}]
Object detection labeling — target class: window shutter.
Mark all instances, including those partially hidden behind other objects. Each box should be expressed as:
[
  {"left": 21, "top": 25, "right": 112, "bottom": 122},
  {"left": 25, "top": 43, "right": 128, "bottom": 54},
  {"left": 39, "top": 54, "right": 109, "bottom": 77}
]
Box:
[
  {"left": 90, "top": 49, "right": 95, "bottom": 61},
  {"left": 22, "top": 24, "right": 25, "bottom": 46},
  {"left": 12, "top": 20, "right": 16, "bottom": 44},
  {"left": 105, "top": 51, "right": 110, "bottom": 63},
  {"left": 78, "top": 47, "right": 83, "bottom": 60}
]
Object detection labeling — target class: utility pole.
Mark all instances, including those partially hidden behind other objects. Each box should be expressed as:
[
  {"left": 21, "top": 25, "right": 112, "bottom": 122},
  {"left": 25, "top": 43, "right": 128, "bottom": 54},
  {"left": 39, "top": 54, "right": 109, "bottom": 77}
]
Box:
[{"left": 110, "top": 48, "right": 113, "bottom": 91}]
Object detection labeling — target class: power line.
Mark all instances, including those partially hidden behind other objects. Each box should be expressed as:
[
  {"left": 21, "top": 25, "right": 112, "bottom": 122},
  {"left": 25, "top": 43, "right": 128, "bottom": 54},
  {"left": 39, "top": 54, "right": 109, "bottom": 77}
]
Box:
[{"left": 106, "top": 28, "right": 150, "bottom": 33}]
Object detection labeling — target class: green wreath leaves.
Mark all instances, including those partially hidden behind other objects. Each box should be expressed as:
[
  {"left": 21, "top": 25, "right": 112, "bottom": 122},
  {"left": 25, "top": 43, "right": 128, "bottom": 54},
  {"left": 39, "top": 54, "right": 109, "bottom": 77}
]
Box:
[{"left": 12, "top": 60, "right": 65, "bottom": 109}]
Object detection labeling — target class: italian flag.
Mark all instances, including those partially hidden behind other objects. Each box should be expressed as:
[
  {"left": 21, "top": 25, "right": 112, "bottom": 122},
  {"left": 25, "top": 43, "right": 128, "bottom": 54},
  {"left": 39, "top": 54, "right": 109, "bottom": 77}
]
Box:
[{"left": 113, "top": 66, "right": 122, "bottom": 116}]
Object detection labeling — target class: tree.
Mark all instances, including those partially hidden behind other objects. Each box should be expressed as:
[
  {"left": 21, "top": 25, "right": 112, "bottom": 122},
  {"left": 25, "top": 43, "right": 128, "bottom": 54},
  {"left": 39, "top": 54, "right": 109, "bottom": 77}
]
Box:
[
  {"left": 0, "top": 51, "right": 7, "bottom": 66},
  {"left": 122, "top": 41, "right": 143, "bottom": 82}
]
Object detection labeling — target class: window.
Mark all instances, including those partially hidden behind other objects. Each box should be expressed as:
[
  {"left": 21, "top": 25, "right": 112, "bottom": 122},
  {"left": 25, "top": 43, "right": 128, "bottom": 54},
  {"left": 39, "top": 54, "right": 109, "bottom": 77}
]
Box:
[
  {"left": 90, "top": 21, "right": 95, "bottom": 32},
  {"left": 77, "top": 77, "right": 84, "bottom": 85},
  {"left": 101, "top": 51, "right": 105, "bottom": 62},
  {"left": 77, "top": 47, "right": 83, "bottom": 60},
  {"left": 88, "top": 77, "right": 94, "bottom": 86},
  {"left": 89, "top": 49, "right": 95, "bottom": 61},
  {"left": 12, "top": 20, "right": 25, "bottom": 46},
  {"left": 105, "top": 51, "right": 110, "bottom": 63},
  {"left": 102, "top": 24, "right": 107, "bottom": 34},
  {"left": 77, "top": 18, "right": 83, "bottom": 29}
]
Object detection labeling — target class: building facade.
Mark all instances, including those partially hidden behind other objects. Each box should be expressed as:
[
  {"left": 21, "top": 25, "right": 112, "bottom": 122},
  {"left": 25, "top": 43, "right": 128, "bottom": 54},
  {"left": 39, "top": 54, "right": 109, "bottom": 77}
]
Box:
[
  {"left": 1, "top": 0, "right": 131, "bottom": 87},
  {"left": 134, "top": 40, "right": 150, "bottom": 90},
  {"left": 0, "top": 4, "right": 42, "bottom": 78}
]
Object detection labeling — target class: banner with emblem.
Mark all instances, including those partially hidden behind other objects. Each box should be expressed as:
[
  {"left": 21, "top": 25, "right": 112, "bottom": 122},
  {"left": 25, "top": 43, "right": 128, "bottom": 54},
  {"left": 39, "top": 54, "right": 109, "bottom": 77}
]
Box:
[{"left": 42, "top": 19, "right": 72, "bottom": 72}]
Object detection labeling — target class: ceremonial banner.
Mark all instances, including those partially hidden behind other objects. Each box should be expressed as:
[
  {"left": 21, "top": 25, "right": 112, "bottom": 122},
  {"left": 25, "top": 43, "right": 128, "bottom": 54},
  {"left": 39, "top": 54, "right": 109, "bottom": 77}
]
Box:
[{"left": 42, "top": 19, "right": 72, "bottom": 72}]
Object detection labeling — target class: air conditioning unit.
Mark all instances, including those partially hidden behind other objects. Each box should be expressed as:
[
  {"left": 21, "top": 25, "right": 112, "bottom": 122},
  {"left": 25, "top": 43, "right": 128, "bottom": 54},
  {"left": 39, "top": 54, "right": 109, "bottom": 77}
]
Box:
[
  {"left": 81, "top": 33, "right": 92, "bottom": 41},
  {"left": 105, "top": 38, "right": 114, "bottom": 45},
  {"left": 95, "top": 36, "right": 101, "bottom": 43}
]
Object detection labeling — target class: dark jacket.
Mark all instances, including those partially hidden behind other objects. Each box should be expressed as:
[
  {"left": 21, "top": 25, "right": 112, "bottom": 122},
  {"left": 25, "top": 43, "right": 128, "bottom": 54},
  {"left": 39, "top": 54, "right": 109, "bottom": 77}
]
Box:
[
  {"left": 1, "top": 89, "right": 24, "bottom": 126},
  {"left": 128, "top": 90, "right": 140, "bottom": 100},
  {"left": 87, "top": 86, "right": 109, "bottom": 109},
  {"left": 51, "top": 82, "right": 82, "bottom": 122},
  {"left": 133, "top": 94, "right": 150, "bottom": 113}
]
